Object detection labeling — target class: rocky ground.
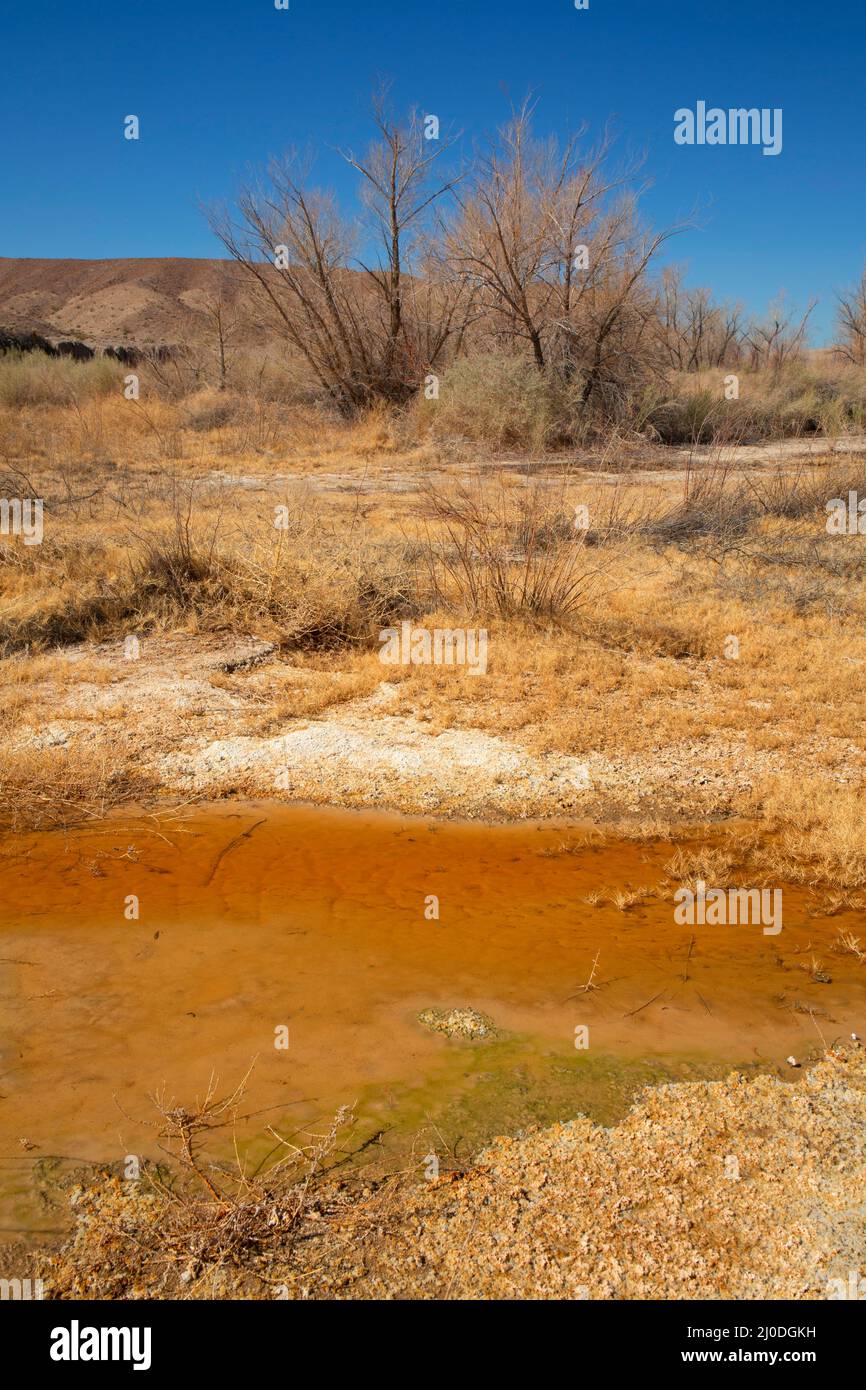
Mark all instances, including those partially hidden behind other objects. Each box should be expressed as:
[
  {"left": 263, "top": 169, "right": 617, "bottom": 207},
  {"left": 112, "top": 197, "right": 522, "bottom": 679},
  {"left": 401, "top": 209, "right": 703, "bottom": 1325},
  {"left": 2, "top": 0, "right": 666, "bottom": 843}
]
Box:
[
  {"left": 43, "top": 1046, "right": 866, "bottom": 1300},
  {"left": 326, "top": 1046, "right": 866, "bottom": 1301}
]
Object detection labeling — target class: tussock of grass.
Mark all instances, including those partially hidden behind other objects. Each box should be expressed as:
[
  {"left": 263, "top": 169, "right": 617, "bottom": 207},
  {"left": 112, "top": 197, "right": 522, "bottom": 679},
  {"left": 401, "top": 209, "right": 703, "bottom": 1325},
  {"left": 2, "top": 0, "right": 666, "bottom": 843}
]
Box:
[
  {"left": 0, "top": 350, "right": 124, "bottom": 407},
  {"left": 0, "top": 744, "right": 150, "bottom": 832},
  {"left": 751, "top": 780, "right": 866, "bottom": 891},
  {"left": 665, "top": 846, "right": 737, "bottom": 889},
  {"left": 643, "top": 460, "right": 866, "bottom": 548}
]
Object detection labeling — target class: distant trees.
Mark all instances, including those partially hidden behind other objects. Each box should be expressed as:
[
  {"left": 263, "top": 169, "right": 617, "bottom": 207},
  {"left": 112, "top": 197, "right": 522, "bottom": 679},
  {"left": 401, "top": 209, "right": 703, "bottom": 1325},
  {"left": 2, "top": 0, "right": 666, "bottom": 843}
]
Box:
[
  {"left": 742, "top": 294, "right": 816, "bottom": 372},
  {"left": 655, "top": 274, "right": 821, "bottom": 376},
  {"left": 655, "top": 275, "right": 824, "bottom": 378},
  {"left": 212, "top": 91, "right": 838, "bottom": 421},
  {"left": 836, "top": 266, "right": 866, "bottom": 365},
  {"left": 656, "top": 267, "right": 742, "bottom": 371}
]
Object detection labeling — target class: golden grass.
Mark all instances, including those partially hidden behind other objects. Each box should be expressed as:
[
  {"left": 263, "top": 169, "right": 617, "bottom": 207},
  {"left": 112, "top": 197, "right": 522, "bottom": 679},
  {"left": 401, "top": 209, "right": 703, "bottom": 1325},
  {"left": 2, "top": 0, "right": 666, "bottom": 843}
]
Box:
[
  {"left": 664, "top": 847, "right": 737, "bottom": 889},
  {"left": 0, "top": 742, "right": 150, "bottom": 832},
  {"left": 833, "top": 930, "right": 866, "bottom": 962},
  {"left": 1, "top": 384, "right": 866, "bottom": 866},
  {"left": 750, "top": 779, "right": 866, "bottom": 890}
]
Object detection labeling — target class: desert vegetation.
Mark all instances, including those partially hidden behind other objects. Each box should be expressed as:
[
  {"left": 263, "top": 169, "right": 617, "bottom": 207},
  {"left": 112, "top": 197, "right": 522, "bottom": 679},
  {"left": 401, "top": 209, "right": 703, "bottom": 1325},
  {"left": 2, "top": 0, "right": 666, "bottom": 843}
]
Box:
[
  {"left": 5, "top": 0, "right": 866, "bottom": 1316},
  {"left": 184, "top": 94, "right": 866, "bottom": 447},
  {"left": 3, "top": 94, "right": 866, "bottom": 1317},
  {"left": 4, "top": 96, "right": 866, "bottom": 454},
  {"left": 0, "top": 353, "right": 865, "bottom": 889}
]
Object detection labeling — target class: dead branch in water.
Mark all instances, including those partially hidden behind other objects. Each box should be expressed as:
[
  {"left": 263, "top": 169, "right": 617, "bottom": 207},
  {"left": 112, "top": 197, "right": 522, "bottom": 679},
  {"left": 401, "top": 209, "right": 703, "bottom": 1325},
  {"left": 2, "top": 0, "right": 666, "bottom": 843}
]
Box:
[
  {"left": 565, "top": 949, "right": 602, "bottom": 1000},
  {"left": 623, "top": 989, "right": 665, "bottom": 1019},
  {"left": 681, "top": 934, "right": 695, "bottom": 982},
  {"left": 101, "top": 1066, "right": 362, "bottom": 1295},
  {"left": 203, "top": 817, "right": 267, "bottom": 886}
]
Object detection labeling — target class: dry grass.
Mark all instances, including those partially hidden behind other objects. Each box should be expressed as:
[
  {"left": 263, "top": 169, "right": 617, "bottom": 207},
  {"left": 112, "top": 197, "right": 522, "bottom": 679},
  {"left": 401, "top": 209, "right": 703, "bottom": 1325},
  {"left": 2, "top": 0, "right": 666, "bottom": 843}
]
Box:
[
  {"left": 610, "top": 886, "right": 655, "bottom": 911},
  {"left": 649, "top": 359, "right": 866, "bottom": 445},
  {"left": 751, "top": 780, "right": 866, "bottom": 890},
  {"left": 833, "top": 931, "right": 866, "bottom": 963},
  {"left": 665, "top": 847, "right": 737, "bottom": 889},
  {"left": 1, "top": 373, "right": 866, "bottom": 863},
  {"left": 418, "top": 476, "right": 608, "bottom": 620},
  {"left": 410, "top": 352, "right": 866, "bottom": 450},
  {"left": 46, "top": 1070, "right": 372, "bottom": 1300},
  {"left": 0, "top": 351, "right": 125, "bottom": 407},
  {"left": 0, "top": 743, "right": 150, "bottom": 833}
]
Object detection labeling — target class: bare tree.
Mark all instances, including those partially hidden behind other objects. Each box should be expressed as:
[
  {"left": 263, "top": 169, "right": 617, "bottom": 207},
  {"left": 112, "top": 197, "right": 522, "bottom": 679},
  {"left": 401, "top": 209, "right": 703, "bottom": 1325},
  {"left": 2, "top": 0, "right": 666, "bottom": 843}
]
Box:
[
  {"left": 445, "top": 101, "right": 678, "bottom": 414},
  {"left": 337, "top": 88, "right": 466, "bottom": 387},
  {"left": 543, "top": 136, "right": 646, "bottom": 378},
  {"left": 657, "top": 266, "right": 742, "bottom": 371},
  {"left": 836, "top": 266, "right": 866, "bottom": 364},
  {"left": 573, "top": 220, "right": 677, "bottom": 410},
  {"left": 445, "top": 102, "right": 555, "bottom": 369},
  {"left": 209, "top": 92, "right": 471, "bottom": 413},
  {"left": 199, "top": 266, "right": 242, "bottom": 390},
  {"left": 744, "top": 294, "right": 816, "bottom": 372}
]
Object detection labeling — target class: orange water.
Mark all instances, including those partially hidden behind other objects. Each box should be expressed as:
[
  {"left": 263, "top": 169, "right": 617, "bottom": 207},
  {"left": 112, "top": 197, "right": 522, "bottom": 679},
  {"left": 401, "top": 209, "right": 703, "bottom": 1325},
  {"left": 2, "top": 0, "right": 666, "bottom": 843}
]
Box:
[{"left": 1, "top": 802, "right": 863, "bottom": 1233}]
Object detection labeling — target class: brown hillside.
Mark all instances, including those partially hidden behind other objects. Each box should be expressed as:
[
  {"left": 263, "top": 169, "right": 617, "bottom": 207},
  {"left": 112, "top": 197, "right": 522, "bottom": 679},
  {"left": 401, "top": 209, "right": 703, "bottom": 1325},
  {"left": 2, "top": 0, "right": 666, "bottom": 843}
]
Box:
[{"left": 0, "top": 256, "right": 251, "bottom": 348}]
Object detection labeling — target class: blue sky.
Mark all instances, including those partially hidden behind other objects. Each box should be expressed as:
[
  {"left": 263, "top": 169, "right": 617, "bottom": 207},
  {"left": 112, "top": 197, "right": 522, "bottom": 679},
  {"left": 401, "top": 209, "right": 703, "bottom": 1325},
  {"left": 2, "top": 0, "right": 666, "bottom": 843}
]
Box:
[{"left": 2, "top": 0, "right": 864, "bottom": 343}]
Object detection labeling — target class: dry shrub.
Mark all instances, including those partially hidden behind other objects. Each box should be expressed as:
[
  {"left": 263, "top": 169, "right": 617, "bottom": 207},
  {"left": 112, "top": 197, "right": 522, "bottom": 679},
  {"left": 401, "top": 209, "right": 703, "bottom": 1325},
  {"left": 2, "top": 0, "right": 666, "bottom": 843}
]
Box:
[
  {"left": 415, "top": 356, "right": 866, "bottom": 453},
  {"left": 644, "top": 458, "right": 866, "bottom": 549},
  {"left": 181, "top": 387, "right": 246, "bottom": 432},
  {"left": 47, "top": 1071, "right": 365, "bottom": 1300},
  {"left": 418, "top": 476, "right": 608, "bottom": 620},
  {"left": 0, "top": 351, "right": 124, "bottom": 407},
  {"left": 416, "top": 353, "right": 570, "bottom": 452},
  {"left": 0, "top": 483, "right": 425, "bottom": 657},
  {"left": 0, "top": 743, "right": 149, "bottom": 832},
  {"left": 123, "top": 525, "right": 421, "bottom": 651}
]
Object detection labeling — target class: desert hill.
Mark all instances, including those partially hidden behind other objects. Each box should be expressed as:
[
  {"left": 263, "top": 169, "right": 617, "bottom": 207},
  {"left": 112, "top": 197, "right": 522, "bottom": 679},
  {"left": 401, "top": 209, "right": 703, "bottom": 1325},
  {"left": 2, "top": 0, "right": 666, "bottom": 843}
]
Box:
[{"left": 0, "top": 256, "right": 250, "bottom": 349}]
